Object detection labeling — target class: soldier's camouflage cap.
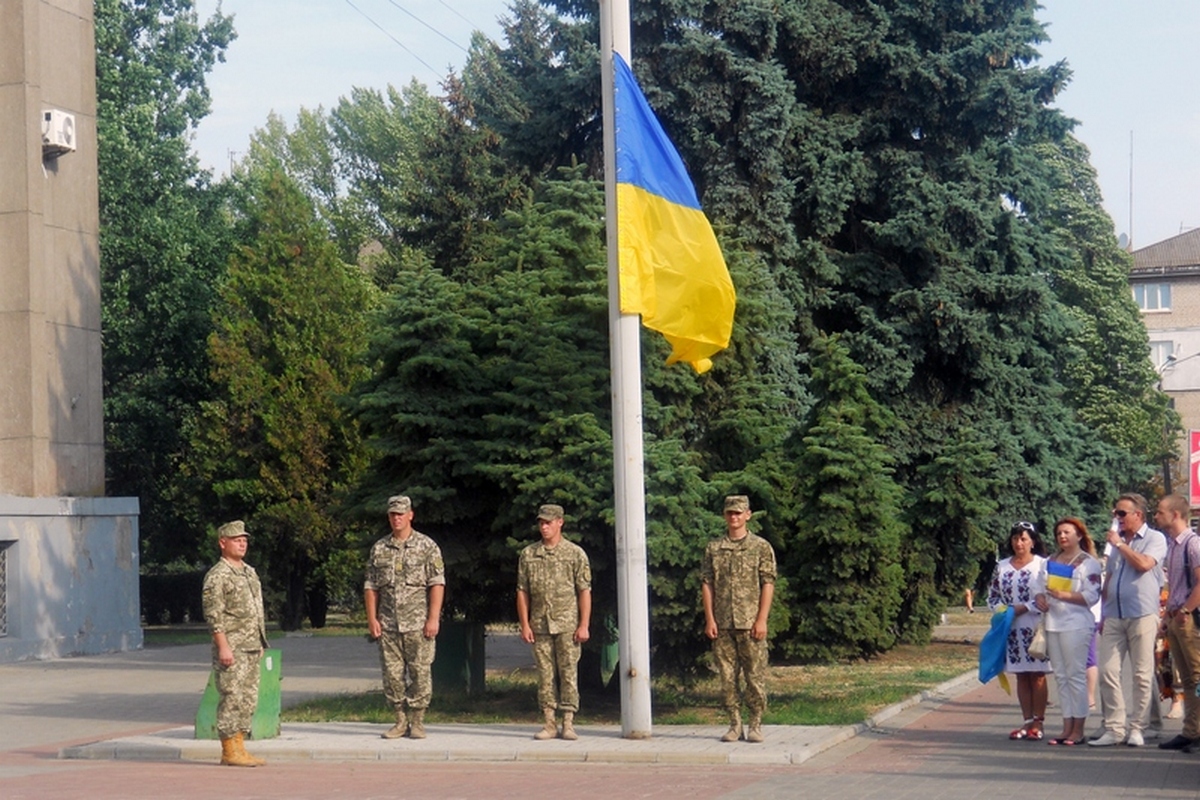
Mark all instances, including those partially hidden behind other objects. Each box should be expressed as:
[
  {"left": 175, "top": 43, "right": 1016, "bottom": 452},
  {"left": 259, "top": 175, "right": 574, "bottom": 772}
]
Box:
[
  {"left": 218, "top": 520, "right": 250, "bottom": 539},
  {"left": 537, "top": 504, "right": 564, "bottom": 521},
  {"left": 387, "top": 495, "right": 412, "bottom": 514},
  {"left": 723, "top": 495, "right": 751, "bottom": 513}
]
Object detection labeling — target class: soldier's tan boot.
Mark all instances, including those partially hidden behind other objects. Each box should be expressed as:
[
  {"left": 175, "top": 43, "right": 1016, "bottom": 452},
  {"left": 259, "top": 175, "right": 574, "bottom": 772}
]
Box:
[
  {"left": 720, "top": 711, "right": 743, "bottom": 743},
  {"left": 219, "top": 735, "right": 258, "bottom": 767},
  {"left": 534, "top": 708, "right": 558, "bottom": 740},
  {"left": 233, "top": 731, "right": 267, "bottom": 766},
  {"left": 745, "top": 715, "right": 764, "bottom": 743},
  {"left": 561, "top": 711, "right": 578, "bottom": 741},
  {"left": 408, "top": 708, "right": 427, "bottom": 739},
  {"left": 382, "top": 708, "right": 408, "bottom": 739}
]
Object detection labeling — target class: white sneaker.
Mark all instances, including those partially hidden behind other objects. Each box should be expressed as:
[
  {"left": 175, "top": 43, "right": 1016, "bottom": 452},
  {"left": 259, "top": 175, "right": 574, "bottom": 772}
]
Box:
[
  {"left": 1168, "top": 700, "right": 1184, "bottom": 720},
  {"left": 1089, "top": 731, "right": 1123, "bottom": 747},
  {"left": 1126, "top": 730, "right": 1145, "bottom": 747}
]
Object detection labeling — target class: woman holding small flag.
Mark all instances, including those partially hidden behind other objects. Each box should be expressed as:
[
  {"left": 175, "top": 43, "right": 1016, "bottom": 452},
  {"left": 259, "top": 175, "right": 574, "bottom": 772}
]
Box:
[
  {"left": 989, "top": 521, "right": 1051, "bottom": 740},
  {"left": 1035, "top": 518, "right": 1102, "bottom": 745}
]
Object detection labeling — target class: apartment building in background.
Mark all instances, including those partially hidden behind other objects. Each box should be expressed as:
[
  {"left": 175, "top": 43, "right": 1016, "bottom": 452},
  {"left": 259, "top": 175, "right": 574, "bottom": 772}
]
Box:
[{"left": 1131, "top": 228, "right": 1200, "bottom": 500}]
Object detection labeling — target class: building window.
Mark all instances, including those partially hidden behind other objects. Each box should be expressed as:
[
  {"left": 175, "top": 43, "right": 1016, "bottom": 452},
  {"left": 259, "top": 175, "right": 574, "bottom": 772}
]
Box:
[
  {"left": 1150, "top": 340, "right": 1175, "bottom": 368},
  {"left": 1134, "top": 283, "right": 1172, "bottom": 311}
]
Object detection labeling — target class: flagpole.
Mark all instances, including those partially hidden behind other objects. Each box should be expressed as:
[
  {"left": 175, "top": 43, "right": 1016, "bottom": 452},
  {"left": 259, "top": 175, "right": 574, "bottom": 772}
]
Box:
[{"left": 600, "top": 0, "right": 653, "bottom": 739}]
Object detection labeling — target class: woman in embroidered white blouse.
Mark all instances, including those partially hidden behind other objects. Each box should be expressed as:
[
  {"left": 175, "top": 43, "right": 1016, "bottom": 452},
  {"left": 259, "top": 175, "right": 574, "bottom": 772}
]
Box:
[
  {"left": 1035, "top": 517, "right": 1102, "bottom": 745},
  {"left": 988, "top": 521, "right": 1050, "bottom": 740}
]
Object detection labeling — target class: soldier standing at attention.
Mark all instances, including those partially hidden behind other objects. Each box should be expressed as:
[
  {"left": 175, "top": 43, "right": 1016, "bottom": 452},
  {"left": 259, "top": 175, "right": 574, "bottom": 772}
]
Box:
[
  {"left": 702, "top": 495, "right": 777, "bottom": 743},
  {"left": 517, "top": 504, "right": 592, "bottom": 741},
  {"left": 202, "top": 520, "right": 269, "bottom": 767},
  {"left": 365, "top": 495, "right": 445, "bottom": 740}
]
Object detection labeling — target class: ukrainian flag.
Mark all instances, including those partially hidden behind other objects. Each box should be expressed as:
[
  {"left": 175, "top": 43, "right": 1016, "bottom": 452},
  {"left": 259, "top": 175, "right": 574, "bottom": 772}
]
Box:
[
  {"left": 614, "top": 53, "right": 735, "bottom": 374},
  {"left": 1046, "top": 561, "right": 1074, "bottom": 593}
]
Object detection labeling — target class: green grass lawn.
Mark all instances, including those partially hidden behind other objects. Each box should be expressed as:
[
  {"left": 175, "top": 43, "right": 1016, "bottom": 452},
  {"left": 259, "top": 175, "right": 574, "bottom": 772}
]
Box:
[
  {"left": 142, "top": 627, "right": 212, "bottom": 647},
  {"left": 146, "top": 618, "right": 978, "bottom": 727},
  {"left": 142, "top": 619, "right": 372, "bottom": 648},
  {"left": 281, "top": 641, "right": 978, "bottom": 727}
]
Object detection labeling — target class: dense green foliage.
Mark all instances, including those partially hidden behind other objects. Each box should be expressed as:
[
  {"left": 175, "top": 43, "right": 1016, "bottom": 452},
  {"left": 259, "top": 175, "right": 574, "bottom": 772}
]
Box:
[
  {"left": 95, "top": 0, "right": 1171, "bottom": 663},
  {"left": 96, "top": 0, "right": 236, "bottom": 566},
  {"left": 191, "top": 167, "right": 373, "bottom": 628},
  {"left": 1033, "top": 134, "right": 1179, "bottom": 486},
  {"left": 452, "top": 0, "right": 1166, "bottom": 653},
  {"left": 348, "top": 168, "right": 616, "bottom": 619},
  {"left": 785, "top": 335, "right": 905, "bottom": 660}
]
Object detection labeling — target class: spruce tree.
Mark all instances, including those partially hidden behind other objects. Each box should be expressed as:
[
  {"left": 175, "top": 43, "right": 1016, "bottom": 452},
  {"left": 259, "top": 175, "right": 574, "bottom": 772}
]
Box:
[
  {"left": 313, "top": 0, "right": 1166, "bottom": 660},
  {"left": 785, "top": 335, "right": 905, "bottom": 660},
  {"left": 348, "top": 167, "right": 738, "bottom": 671},
  {"left": 349, "top": 167, "right": 616, "bottom": 623},
  {"left": 513, "top": 0, "right": 1155, "bottom": 641}
]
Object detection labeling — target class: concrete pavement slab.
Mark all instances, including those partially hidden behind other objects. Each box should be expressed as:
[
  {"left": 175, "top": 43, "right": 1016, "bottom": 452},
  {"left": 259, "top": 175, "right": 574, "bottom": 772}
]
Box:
[
  {"left": 56, "top": 724, "right": 854, "bottom": 767},
  {"left": 6, "top": 629, "right": 1200, "bottom": 800},
  {"left": 59, "top": 720, "right": 850, "bottom": 765},
  {"left": 2, "top": 626, "right": 982, "bottom": 769},
  {"left": 55, "top": 671, "right": 982, "bottom": 767},
  {"left": 0, "top": 633, "right": 384, "bottom": 753}
]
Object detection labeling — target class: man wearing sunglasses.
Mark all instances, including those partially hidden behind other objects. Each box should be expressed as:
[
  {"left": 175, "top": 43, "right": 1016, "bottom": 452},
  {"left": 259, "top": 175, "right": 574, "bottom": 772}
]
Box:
[{"left": 1091, "top": 494, "right": 1167, "bottom": 747}]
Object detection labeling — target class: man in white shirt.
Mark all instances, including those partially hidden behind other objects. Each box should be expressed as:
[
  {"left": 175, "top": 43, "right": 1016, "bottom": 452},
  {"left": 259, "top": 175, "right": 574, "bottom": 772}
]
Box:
[{"left": 1091, "top": 494, "right": 1168, "bottom": 747}]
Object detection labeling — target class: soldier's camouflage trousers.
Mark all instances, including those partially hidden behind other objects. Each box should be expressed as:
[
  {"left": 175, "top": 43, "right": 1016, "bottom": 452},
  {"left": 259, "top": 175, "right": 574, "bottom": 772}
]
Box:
[
  {"left": 379, "top": 630, "right": 435, "bottom": 711},
  {"left": 532, "top": 632, "right": 581, "bottom": 713},
  {"left": 713, "top": 630, "right": 767, "bottom": 716},
  {"left": 214, "top": 648, "right": 262, "bottom": 738}
]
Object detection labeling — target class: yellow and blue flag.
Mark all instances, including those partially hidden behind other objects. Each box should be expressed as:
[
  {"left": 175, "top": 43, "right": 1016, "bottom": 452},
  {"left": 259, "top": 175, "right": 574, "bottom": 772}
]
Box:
[
  {"left": 614, "top": 53, "right": 735, "bottom": 374},
  {"left": 979, "top": 604, "right": 1014, "bottom": 694},
  {"left": 1046, "top": 561, "right": 1074, "bottom": 593}
]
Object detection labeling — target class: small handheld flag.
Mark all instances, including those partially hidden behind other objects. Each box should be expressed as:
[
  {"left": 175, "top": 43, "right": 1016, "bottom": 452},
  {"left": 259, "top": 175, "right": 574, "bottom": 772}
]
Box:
[{"left": 1046, "top": 561, "right": 1073, "bottom": 593}]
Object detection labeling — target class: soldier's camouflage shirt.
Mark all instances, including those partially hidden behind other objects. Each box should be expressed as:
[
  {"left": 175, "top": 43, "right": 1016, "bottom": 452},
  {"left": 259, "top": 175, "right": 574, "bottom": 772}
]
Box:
[
  {"left": 702, "top": 532, "right": 777, "bottom": 631},
  {"left": 203, "top": 558, "right": 268, "bottom": 651},
  {"left": 517, "top": 538, "right": 591, "bottom": 635},
  {"left": 364, "top": 530, "right": 445, "bottom": 633}
]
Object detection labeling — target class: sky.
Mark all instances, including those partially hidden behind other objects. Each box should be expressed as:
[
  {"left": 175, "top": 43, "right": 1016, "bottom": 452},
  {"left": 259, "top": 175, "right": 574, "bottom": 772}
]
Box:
[
  {"left": 192, "top": 0, "right": 506, "bottom": 171},
  {"left": 192, "top": 0, "right": 1200, "bottom": 250}
]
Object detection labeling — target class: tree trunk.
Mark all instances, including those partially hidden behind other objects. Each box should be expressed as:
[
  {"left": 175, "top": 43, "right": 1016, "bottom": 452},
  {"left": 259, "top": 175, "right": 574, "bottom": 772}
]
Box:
[
  {"left": 307, "top": 579, "right": 328, "bottom": 629},
  {"left": 279, "top": 560, "right": 307, "bottom": 631}
]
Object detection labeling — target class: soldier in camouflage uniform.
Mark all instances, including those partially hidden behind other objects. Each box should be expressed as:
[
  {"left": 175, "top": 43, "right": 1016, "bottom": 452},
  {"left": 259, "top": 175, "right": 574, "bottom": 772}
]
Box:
[
  {"left": 202, "top": 520, "right": 269, "bottom": 767},
  {"left": 702, "top": 495, "right": 777, "bottom": 743},
  {"left": 365, "top": 495, "right": 445, "bottom": 740},
  {"left": 517, "top": 504, "right": 592, "bottom": 741}
]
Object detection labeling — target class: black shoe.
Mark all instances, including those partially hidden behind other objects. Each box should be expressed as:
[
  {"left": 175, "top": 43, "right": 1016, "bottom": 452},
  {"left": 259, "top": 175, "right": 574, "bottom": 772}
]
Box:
[{"left": 1158, "top": 734, "right": 1194, "bottom": 750}]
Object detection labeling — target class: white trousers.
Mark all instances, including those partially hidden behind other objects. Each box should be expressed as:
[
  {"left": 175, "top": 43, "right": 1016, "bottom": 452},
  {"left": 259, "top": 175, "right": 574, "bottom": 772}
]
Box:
[{"left": 1047, "top": 627, "right": 1093, "bottom": 720}]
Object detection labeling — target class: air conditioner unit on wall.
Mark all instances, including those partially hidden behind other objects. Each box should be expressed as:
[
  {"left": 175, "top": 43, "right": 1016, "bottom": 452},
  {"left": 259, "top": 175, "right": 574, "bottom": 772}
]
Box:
[{"left": 41, "top": 109, "right": 76, "bottom": 158}]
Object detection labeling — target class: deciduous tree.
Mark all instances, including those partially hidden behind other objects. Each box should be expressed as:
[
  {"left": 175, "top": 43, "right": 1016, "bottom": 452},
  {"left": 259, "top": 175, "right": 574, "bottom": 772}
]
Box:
[
  {"left": 96, "top": 0, "right": 236, "bottom": 566},
  {"left": 193, "top": 166, "right": 373, "bottom": 628}
]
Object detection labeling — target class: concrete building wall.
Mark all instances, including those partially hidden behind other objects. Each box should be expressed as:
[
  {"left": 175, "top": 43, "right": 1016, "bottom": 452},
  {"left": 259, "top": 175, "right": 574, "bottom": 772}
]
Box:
[
  {"left": 0, "top": 2, "right": 141, "bottom": 663},
  {"left": 0, "top": 0, "right": 105, "bottom": 498},
  {"left": 1172, "top": 393, "right": 1200, "bottom": 432},
  {"left": 0, "top": 495, "right": 142, "bottom": 662},
  {"left": 1149, "top": 327, "right": 1200, "bottom": 393},
  {"left": 1132, "top": 230, "right": 1200, "bottom": 499},
  {"left": 1133, "top": 276, "right": 1200, "bottom": 431}
]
